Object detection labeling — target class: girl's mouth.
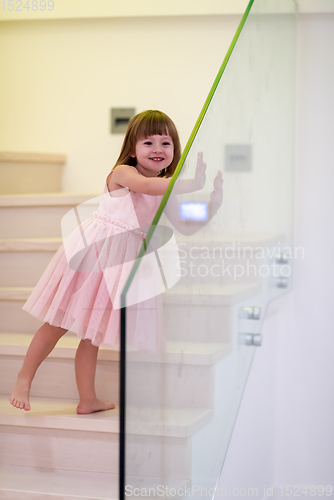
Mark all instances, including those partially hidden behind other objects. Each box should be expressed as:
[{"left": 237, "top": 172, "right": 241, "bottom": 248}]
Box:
[{"left": 150, "top": 158, "right": 164, "bottom": 162}]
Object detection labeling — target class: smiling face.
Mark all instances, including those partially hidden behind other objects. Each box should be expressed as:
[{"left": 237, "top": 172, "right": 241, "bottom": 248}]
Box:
[{"left": 132, "top": 134, "right": 174, "bottom": 177}]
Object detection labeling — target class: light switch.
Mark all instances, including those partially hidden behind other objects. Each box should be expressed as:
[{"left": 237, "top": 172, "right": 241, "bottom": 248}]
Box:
[
  {"left": 111, "top": 108, "right": 135, "bottom": 134},
  {"left": 225, "top": 144, "right": 252, "bottom": 172}
]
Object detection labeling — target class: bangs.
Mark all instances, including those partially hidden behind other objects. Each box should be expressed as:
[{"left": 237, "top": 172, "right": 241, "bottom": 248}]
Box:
[
  {"left": 114, "top": 109, "right": 181, "bottom": 176},
  {"left": 135, "top": 111, "right": 171, "bottom": 140}
]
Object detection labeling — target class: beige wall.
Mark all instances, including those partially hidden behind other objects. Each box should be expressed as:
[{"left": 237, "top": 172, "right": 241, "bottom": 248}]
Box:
[{"left": 0, "top": 15, "right": 241, "bottom": 192}]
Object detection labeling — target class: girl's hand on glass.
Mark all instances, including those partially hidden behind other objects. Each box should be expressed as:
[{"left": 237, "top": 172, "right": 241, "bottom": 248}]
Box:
[
  {"left": 194, "top": 151, "right": 207, "bottom": 190},
  {"left": 210, "top": 171, "right": 224, "bottom": 214}
]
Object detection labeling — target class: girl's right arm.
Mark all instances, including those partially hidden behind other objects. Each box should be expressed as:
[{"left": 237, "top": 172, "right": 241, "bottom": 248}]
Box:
[
  {"left": 110, "top": 165, "right": 170, "bottom": 196},
  {"left": 110, "top": 152, "right": 207, "bottom": 196}
]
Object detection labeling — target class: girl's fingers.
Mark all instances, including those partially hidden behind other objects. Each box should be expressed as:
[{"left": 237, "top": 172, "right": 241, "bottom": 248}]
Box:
[
  {"left": 211, "top": 173, "right": 223, "bottom": 207},
  {"left": 214, "top": 172, "right": 223, "bottom": 189},
  {"left": 197, "top": 152, "right": 206, "bottom": 170}
]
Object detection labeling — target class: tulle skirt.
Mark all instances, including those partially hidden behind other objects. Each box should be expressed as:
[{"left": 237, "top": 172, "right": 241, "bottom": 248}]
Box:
[{"left": 22, "top": 211, "right": 164, "bottom": 352}]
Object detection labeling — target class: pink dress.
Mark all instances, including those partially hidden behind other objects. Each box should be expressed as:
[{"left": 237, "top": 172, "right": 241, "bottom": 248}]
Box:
[{"left": 22, "top": 167, "right": 164, "bottom": 351}]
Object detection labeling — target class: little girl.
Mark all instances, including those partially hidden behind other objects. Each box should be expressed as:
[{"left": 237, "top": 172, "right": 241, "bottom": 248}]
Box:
[{"left": 10, "top": 110, "right": 223, "bottom": 413}]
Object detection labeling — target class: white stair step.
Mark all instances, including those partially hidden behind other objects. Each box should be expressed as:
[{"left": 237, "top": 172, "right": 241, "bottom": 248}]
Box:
[
  {"left": 0, "top": 235, "right": 269, "bottom": 288},
  {"left": 0, "top": 464, "right": 191, "bottom": 500},
  {"left": 163, "top": 282, "right": 261, "bottom": 343},
  {"left": 0, "top": 238, "right": 62, "bottom": 287},
  {"left": 164, "top": 282, "right": 262, "bottom": 305},
  {"left": 0, "top": 283, "right": 260, "bottom": 336},
  {"left": 0, "top": 395, "right": 212, "bottom": 438},
  {"left": 174, "top": 233, "right": 283, "bottom": 286},
  {"left": 0, "top": 193, "right": 97, "bottom": 207},
  {"left": 0, "top": 333, "right": 119, "bottom": 403},
  {"left": 0, "top": 193, "right": 97, "bottom": 238},
  {"left": 0, "top": 333, "right": 230, "bottom": 365},
  {"left": 0, "top": 231, "right": 280, "bottom": 287},
  {"left": 0, "top": 205, "right": 72, "bottom": 238},
  {"left": 0, "top": 396, "right": 117, "bottom": 473},
  {"left": 0, "top": 238, "right": 62, "bottom": 252},
  {"left": 0, "top": 396, "right": 211, "bottom": 476},
  {"left": 0, "top": 465, "right": 118, "bottom": 500},
  {"left": 0, "top": 287, "right": 46, "bottom": 333},
  {"left": 0, "top": 333, "right": 231, "bottom": 408},
  {"left": 0, "top": 396, "right": 118, "bottom": 433},
  {"left": 0, "top": 151, "right": 65, "bottom": 196}
]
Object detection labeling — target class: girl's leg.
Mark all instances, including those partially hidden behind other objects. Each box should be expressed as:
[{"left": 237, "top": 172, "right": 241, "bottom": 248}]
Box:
[
  {"left": 75, "top": 339, "right": 115, "bottom": 414},
  {"left": 10, "top": 322, "right": 68, "bottom": 411}
]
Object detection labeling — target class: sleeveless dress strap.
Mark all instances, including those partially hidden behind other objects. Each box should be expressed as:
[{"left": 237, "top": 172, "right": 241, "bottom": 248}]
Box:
[
  {"left": 130, "top": 166, "right": 143, "bottom": 175},
  {"left": 106, "top": 165, "right": 140, "bottom": 181}
]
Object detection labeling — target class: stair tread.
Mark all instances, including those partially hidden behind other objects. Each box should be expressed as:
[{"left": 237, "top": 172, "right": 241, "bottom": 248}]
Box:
[
  {"left": 0, "top": 151, "right": 66, "bottom": 164},
  {"left": 0, "top": 395, "right": 117, "bottom": 433},
  {"left": 176, "top": 232, "right": 283, "bottom": 245},
  {"left": 0, "top": 237, "right": 62, "bottom": 252},
  {"left": 0, "top": 396, "right": 213, "bottom": 437},
  {"left": 164, "top": 282, "right": 262, "bottom": 304},
  {"left": 0, "top": 192, "right": 99, "bottom": 207},
  {"left": 0, "top": 282, "right": 261, "bottom": 303},
  {"left": 166, "top": 282, "right": 258, "bottom": 295},
  {"left": 0, "top": 332, "right": 231, "bottom": 365},
  {"left": 0, "top": 233, "right": 282, "bottom": 247},
  {"left": 0, "top": 332, "right": 119, "bottom": 361}
]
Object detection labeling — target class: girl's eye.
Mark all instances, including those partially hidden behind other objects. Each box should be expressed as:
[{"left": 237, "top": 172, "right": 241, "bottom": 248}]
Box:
[
  {"left": 163, "top": 142, "right": 171, "bottom": 146},
  {"left": 144, "top": 141, "right": 152, "bottom": 145}
]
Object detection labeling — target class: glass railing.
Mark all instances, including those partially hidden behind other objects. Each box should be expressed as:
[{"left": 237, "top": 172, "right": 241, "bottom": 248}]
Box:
[{"left": 120, "top": 0, "right": 296, "bottom": 498}]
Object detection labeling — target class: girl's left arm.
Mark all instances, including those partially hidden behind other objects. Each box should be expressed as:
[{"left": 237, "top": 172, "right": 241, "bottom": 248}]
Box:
[
  {"left": 172, "top": 152, "right": 207, "bottom": 194},
  {"left": 164, "top": 171, "right": 223, "bottom": 236}
]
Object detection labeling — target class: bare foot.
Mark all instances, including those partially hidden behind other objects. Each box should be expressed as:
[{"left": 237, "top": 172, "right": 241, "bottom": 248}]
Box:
[
  {"left": 10, "top": 375, "right": 31, "bottom": 411},
  {"left": 76, "top": 399, "right": 115, "bottom": 415}
]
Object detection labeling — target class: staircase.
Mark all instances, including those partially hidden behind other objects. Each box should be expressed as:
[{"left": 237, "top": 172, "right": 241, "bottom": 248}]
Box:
[{"left": 0, "top": 190, "right": 269, "bottom": 498}]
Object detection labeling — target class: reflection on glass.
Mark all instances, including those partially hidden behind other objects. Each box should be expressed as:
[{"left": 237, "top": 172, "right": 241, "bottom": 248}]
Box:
[{"left": 122, "top": 0, "right": 296, "bottom": 498}]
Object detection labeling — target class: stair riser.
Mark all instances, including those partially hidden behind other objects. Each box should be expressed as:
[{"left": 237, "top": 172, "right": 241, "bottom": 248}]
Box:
[
  {"left": 0, "top": 301, "right": 43, "bottom": 333},
  {"left": 0, "top": 252, "right": 57, "bottom": 287},
  {"left": 0, "top": 355, "right": 213, "bottom": 409},
  {"left": 0, "top": 207, "right": 71, "bottom": 238},
  {"left": 127, "top": 434, "right": 191, "bottom": 478},
  {"left": 176, "top": 258, "right": 262, "bottom": 286},
  {"left": 0, "top": 426, "right": 190, "bottom": 477},
  {"left": 0, "top": 356, "right": 119, "bottom": 405},
  {"left": 176, "top": 240, "right": 270, "bottom": 284},
  {"left": 0, "top": 425, "right": 117, "bottom": 473},
  {"left": 0, "top": 162, "right": 62, "bottom": 196},
  {"left": 164, "top": 304, "right": 232, "bottom": 343},
  {"left": 126, "top": 363, "right": 214, "bottom": 409}
]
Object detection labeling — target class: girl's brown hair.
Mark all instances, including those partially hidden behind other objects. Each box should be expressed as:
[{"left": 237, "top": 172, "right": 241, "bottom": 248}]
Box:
[{"left": 113, "top": 110, "right": 181, "bottom": 178}]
